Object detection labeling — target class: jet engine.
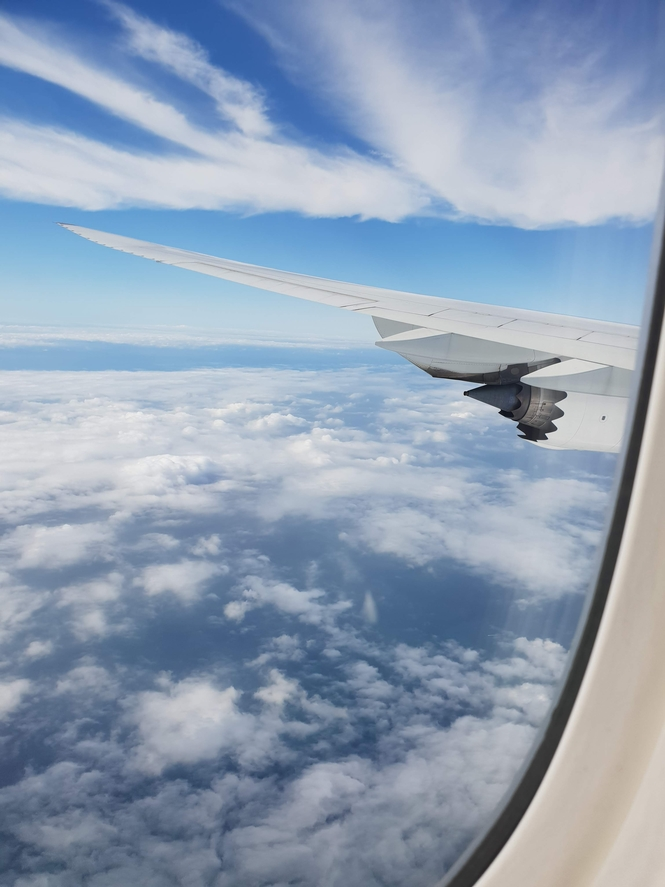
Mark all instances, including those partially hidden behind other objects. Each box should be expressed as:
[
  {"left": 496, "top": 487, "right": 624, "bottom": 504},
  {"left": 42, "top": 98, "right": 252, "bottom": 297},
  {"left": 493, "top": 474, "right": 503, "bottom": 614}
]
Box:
[
  {"left": 465, "top": 383, "right": 566, "bottom": 441},
  {"left": 465, "top": 383, "right": 627, "bottom": 452}
]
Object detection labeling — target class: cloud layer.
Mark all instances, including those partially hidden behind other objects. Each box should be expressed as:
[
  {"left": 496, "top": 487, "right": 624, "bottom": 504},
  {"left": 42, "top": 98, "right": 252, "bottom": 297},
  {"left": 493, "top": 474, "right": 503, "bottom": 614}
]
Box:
[
  {"left": 0, "top": 359, "right": 614, "bottom": 884},
  {"left": 0, "top": 1, "right": 662, "bottom": 225},
  {"left": 0, "top": 365, "right": 608, "bottom": 606}
]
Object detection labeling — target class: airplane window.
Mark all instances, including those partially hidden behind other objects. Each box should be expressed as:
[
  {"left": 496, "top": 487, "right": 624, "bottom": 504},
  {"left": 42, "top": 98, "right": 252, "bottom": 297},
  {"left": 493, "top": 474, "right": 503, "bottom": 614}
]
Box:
[{"left": 0, "top": 2, "right": 662, "bottom": 886}]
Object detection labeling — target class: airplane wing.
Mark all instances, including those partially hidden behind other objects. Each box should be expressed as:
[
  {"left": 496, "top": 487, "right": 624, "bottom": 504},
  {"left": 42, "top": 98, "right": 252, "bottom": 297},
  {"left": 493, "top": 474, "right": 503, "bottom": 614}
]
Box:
[
  {"left": 60, "top": 224, "right": 639, "bottom": 452},
  {"left": 60, "top": 225, "right": 638, "bottom": 371}
]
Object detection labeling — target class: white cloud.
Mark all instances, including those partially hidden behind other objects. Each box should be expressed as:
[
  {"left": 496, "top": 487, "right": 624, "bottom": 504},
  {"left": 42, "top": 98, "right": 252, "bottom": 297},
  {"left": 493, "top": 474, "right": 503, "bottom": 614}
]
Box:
[
  {"left": 19, "top": 813, "right": 117, "bottom": 852},
  {"left": 0, "top": 366, "right": 608, "bottom": 630},
  {"left": 254, "top": 669, "right": 299, "bottom": 707},
  {"left": 0, "top": 604, "right": 571, "bottom": 886},
  {"left": 246, "top": 412, "right": 308, "bottom": 433},
  {"left": 3, "top": 522, "right": 111, "bottom": 570},
  {"left": 137, "top": 559, "right": 225, "bottom": 603},
  {"left": 129, "top": 677, "right": 253, "bottom": 774},
  {"left": 0, "top": 324, "right": 360, "bottom": 350},
  {"left": 213, "top": 721, "right": 533, "bottom": 884},
  {"left": 0, "top": 118, "right": 422, "bottom": 219},
  {"left": 231, "top": 0, "right": 665, "bottom": 226},
  {"left": 23, "top": 640, "right": 53, "bottom": 660},
  {"left": 55, "top": 662, "right": 118, "bottom": 700},
  {"left": 0, "top": 12, "right": 424, "bottom": 219},
  {"left": 250, "top": 634, "right": 304, "bottom": 666},
  {"left": 105, "top": 1, "right": 272, "bottom": 139},
  {"left": 0, "top": 4, "right": 660, "bottom": 224},
  {"left": 190, "top": 534, "right": 222, "bottom": 557},
  {"left": 58, "top": 573, "right": 125, "bottom": 639},
  {"left": 483, "top": 637, "right": 567, "bottom": 684},
  {"left": 0, "top": 572, "right": 47, "bottom": 643},
  {"left": 224, "top": 574, "right": 344, "bottom": 625},
  {"left": 0, "top": 633, "right": 568, "bottom": 884},
  {"left": 254, "top": 669, "right": 347, "bottom": 726},
  {"left": 353, "top": 475, "right": 604, "bottom": 599},
  {"left": 134, "top": 533, "right": 179, "bottom": 551},
  {"left": 0, "top": 679, "right": 31, "bottom": 719},
  {"left": 0, "top": 363, "right": 610, "bottom": 884}
]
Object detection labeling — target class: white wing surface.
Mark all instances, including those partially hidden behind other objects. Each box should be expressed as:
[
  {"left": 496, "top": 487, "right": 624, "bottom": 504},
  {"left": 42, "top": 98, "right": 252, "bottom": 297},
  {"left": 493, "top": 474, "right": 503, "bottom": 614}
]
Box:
[{"left": 60, "top": 225, "right": 638, "bottom": 371}]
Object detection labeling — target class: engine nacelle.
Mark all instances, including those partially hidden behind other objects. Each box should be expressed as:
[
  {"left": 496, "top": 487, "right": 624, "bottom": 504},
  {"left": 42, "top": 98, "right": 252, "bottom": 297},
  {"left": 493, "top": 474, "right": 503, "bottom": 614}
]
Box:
[
  {"left": 465, "top": 383, "right": 566, "bottom": 441},
  {"left": 465, "top": 383, "right": 627, "bottom": 452},
  {"left": 532, "top": 391, "right": 627, "bottom": 452}
]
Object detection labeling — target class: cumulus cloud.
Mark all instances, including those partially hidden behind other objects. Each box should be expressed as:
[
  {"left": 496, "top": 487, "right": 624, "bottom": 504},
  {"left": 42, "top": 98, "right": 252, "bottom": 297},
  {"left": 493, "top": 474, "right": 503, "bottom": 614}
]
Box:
[
  {"left": 0, "top": 571, "right": 47, "bottom": 643},
  {"left": 129, "top": 677, "right": 252, "bottom": 774},
  {"left": 224, "top": 574, "right": 350, "bottom": 625},
  {"left": 0, "top": 631, "right": 567, "bottom": 885},
  {"left": 128, "top": 666, "right": 349, "bottom": 777},
  {"left": 250, "top": 633, "right": 304, "bottom": 666},
  {"left": 137, "top": 559, "right": 225, "bottom": 603},
  {"left": 0, "top": 3, "right": 661, "bottom": 224},
  {"left": 253, "top": 669, "right": 299, "bottom": 707},
  {"left": 3, "top": 522, "right": 111, "bottom": 570},
  {"left": 23, "top": 639, "right": 53, "bottom": 659},
  {"left": 58, "top": 573, "right": 125, "bottom": 639},
  {"left": 55, "top": 661, "right": 119, "bottom": 700},
  {"left": 0, "top": 678, "right": 31, "bottom": 719},
  {"left": 190, "top": 534, "right": 222, "bottom": 557},
  {"left": 15, "top": 807, "right": 118, "bottom": 854}
]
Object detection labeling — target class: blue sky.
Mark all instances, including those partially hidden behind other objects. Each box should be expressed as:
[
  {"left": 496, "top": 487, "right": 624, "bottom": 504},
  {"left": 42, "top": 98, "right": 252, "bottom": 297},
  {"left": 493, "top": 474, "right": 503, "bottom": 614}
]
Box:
[{"left": 0, "top": 0, "right": 662, "bottom": 335}]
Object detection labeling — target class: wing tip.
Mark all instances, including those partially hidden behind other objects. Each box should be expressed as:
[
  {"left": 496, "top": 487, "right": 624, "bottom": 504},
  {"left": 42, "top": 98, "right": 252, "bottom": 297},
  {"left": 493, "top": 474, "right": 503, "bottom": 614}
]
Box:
[{"left": 57, "top": 223, "right": 102, "bottom": 243}]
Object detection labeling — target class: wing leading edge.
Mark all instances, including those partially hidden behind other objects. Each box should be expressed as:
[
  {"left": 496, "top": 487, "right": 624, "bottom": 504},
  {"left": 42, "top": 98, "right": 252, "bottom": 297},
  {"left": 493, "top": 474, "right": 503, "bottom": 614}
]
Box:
[{"left": 60, "top": 224, "right": 638, "bottom": 452}]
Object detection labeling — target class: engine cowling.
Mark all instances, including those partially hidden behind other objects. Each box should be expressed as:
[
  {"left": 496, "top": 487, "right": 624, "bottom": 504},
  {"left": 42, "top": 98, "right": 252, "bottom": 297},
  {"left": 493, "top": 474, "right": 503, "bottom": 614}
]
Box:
[
  {"left": 465, "top": 383, "right": 566, "bottom": 441},
  {"left": 464, "top": 384, "right": 627, "bottom": 452}
]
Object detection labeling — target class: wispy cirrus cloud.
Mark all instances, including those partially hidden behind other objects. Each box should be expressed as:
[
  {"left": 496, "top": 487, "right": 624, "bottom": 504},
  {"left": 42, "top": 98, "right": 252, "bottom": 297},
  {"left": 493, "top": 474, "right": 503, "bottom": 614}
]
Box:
[
  {"left": 0, "top": 2, "right": 662, "bottom": 225},
  {"left": 104, "top": 1, "right": 272, "bottom": 138},
  {"left": 0, "top": 8, "right": 425, "bottom": 219},
  {"left": 229, "top": 0, "right": 665, "bottom": 226}
]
